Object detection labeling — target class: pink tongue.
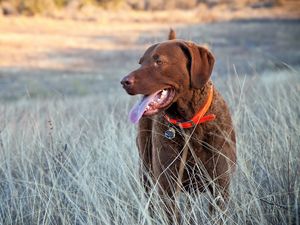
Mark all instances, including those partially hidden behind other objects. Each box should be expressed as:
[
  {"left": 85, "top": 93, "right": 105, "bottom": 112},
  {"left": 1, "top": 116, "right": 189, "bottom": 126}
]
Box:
[{"left": 129, "top": 91, "right": 160, "bottom": 124}]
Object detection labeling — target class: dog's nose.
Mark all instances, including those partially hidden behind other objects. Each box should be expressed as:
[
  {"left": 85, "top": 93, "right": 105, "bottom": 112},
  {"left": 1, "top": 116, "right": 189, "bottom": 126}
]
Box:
[{"left": 121, "top": 75, "right": 135, "bottom": 88}]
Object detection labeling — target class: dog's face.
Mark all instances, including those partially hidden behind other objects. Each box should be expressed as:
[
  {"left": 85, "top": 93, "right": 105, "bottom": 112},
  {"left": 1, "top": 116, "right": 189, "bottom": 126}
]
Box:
[{"left": 121, "top": 40, "right": 215, "bottom": 123}]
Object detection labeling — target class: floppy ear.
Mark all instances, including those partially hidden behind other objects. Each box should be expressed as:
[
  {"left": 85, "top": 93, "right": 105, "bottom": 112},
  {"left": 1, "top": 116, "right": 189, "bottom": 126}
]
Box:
[
  {"left": 168, "top": 28, "right": 176, "bottom": 40},
  {"left": 184, "top": 42, "right": 215, "bottom": 89}
]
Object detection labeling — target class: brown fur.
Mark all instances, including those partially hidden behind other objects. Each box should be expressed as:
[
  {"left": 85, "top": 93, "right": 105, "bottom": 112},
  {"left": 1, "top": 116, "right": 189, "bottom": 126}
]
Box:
[{"left": 121, "top": 30, "right": 236, "bottom": 218}]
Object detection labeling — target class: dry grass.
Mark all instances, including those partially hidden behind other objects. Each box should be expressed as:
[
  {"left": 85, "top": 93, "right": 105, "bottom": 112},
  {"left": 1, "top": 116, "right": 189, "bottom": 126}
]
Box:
[
  {"left": 0, "top": 16, "right": 158, "bottom": 70},
  {"left": 0, "top": 69, "right": 299, "bottom": 225},
  {"left": 0, "top": 14, "right": 299, "bottom": 76}
]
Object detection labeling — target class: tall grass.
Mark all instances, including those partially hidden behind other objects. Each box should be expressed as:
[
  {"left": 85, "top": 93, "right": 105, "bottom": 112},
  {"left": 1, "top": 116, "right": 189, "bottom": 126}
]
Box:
[{"left": 0, "top": 70, "right": 299, "bottom": 225}]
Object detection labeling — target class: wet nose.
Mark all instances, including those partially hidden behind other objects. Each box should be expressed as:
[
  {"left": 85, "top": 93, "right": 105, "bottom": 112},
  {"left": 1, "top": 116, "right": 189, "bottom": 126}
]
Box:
[{"left": 121, "top": 75, "right": 135, "bottom": 88}]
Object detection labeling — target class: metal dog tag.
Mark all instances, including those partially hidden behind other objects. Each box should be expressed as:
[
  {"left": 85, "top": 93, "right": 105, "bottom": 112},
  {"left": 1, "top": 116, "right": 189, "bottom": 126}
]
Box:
[{"left": 165, "top": 127, "right": 176, "bottom": 140}]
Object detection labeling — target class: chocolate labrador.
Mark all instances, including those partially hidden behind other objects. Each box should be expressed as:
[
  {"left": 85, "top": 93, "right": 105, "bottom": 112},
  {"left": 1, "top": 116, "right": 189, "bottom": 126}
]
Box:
[{"left": 121, "top": 30, "right": 236, "bottom": 219}]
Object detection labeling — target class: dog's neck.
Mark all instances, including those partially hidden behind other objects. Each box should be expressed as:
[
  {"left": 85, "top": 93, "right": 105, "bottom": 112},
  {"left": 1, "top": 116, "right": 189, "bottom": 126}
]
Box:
[{"left": 165, "top": 81, "right": 213, "bottom": 121}]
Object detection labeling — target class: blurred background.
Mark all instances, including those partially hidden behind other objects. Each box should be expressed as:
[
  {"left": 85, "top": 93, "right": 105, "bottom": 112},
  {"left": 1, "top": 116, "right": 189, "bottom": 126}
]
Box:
[
  {"left": 0, "top": 0, "right": 299, "bottom": 101},
  {"left": 0, "top": 2, "right": 300, "bottom": 225}
]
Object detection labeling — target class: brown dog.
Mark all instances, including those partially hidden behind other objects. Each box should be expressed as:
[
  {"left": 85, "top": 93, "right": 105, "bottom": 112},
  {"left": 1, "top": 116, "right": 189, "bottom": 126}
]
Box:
[{"left": 121, "top": 30, "right": 236, "bottom": 219}]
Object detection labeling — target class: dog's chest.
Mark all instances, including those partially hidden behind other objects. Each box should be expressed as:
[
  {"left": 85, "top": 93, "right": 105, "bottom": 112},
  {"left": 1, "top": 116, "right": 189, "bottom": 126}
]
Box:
[
  {"left": 148, "top": 116, "right": 216, "bottom": 182},
  {"left": 151, "top": 116, "right": 207, "bottom": 159}
]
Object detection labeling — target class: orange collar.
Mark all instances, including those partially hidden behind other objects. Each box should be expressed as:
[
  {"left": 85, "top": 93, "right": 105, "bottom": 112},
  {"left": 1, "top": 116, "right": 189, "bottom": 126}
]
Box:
[{"left": 164, "top": 86, "right": 216, "bottom": 129}]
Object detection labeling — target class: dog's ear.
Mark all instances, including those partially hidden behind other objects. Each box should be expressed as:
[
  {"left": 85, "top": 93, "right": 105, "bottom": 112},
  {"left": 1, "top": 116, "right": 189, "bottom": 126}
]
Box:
[
  {"left": 183, "top": 42, "right": 215, "bottom": 89},
  {"left": 168, "top": 28, "right": 176, "bottom": 40}
]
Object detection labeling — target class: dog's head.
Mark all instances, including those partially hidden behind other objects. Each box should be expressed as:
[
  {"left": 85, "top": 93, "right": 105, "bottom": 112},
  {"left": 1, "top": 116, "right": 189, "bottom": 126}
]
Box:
[{"left": 121, "top": 30, "right": 215, "bottom": 123}]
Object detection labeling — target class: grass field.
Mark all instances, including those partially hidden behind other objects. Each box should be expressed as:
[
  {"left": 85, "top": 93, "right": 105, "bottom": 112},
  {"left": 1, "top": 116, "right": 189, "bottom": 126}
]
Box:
[
  {"left": 0, "top": 68, "right": 299, "bottom": 224},
  {"left": 0, "top": 14, "right": 299, "bottom": 225}
]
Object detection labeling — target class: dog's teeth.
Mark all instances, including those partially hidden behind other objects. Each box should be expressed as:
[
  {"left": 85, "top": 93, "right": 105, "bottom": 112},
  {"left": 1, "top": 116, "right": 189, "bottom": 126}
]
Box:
[{"left": 161, "top": 90, "right": 168, "bottom": 97}]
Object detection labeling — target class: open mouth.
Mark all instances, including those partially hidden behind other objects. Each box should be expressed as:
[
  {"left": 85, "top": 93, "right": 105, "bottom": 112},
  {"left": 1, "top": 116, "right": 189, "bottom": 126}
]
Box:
[{"left": 129, "top": 88, "right": 175, "bottom": 123}]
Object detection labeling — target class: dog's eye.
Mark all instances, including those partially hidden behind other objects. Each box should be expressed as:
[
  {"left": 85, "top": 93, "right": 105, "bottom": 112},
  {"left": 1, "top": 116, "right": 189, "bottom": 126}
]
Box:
[
  {"left": 153, "top": 54, "right": 163, "bottom": 65},
  {"left": 156, "top": 59, "right": 163, "bottom": 65}
]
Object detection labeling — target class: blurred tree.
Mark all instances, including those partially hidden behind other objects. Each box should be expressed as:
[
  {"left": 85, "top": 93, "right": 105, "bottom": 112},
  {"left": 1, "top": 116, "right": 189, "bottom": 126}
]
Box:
[
  {"left": 8, "top": 0, "right": 56, "bottom": 14},
  {"left": 1, "top": 0, "right": 291, "bottom": 15},
  {"left": 93, "top": 0, "right": 122, "bottom": 8},
  {"left": 126, "top": 0, "right": 144, "bottom": 10},
  {"left": 54, "top": 0, "right": 69, "bottom": 7},
  {"left": 143, "top": 0, "right": 197, "bottom": 10}
]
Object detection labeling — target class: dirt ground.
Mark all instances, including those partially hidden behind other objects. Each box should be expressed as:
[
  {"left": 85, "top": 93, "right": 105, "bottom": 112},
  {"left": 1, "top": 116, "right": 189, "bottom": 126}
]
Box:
[{"left": 0, "top": 16, "right": 299, "bottom": 100}]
